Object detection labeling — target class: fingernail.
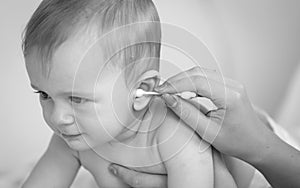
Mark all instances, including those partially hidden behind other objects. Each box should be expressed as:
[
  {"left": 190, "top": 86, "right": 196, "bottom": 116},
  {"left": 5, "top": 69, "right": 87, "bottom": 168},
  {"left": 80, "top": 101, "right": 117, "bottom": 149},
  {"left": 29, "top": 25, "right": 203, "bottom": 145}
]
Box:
[
  {"left": 163, "top": 94, "right": 178, "bottom": 107},
  {"left": 109, "top": 165, "right": 118, "bottom": 176},
  {"left": 155, "top": 83, "right": 166, "bottom": 91}
]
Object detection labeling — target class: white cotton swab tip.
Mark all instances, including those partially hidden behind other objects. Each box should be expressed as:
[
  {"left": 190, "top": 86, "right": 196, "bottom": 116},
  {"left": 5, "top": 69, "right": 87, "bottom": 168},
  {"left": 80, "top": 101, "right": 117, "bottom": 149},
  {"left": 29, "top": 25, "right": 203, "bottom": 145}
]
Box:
[
  {"left": 135, "top": 89, "right": 197, "bottom": 99},
  {"left": 135, "top": 89, "right": 161, "bottom": 98}
]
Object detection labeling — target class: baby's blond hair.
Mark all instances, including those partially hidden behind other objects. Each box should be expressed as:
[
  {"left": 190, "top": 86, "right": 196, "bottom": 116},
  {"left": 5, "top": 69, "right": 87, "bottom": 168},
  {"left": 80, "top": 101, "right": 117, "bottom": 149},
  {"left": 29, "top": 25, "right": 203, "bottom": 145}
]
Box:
[{"left": 22, "top": 0, "right": 161, "bottom": 85}]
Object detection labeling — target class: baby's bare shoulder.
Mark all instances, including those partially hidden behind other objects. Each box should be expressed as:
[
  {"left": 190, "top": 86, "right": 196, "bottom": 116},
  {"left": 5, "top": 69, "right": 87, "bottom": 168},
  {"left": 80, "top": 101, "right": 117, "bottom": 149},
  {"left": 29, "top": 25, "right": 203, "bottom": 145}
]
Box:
[
  {"left": 155, "top": 109, "right": 205, "bottom": 158},
  {"left": 156, "top": 109, "right": 200, "bottom": 143}
]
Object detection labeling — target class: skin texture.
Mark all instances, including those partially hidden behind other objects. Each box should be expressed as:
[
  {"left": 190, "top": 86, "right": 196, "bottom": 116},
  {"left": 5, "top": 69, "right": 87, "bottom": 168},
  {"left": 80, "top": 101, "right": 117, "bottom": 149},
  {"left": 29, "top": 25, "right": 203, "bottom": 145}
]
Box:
[
  {"left": 23, "top": 32, "right": 151, "bottom": 187},
  {"left": 25, "top": 27, "right": 162, "bottom": 149},
  {"left": 25, "top": 32, "right": 145, "bottom": 152},
  {"left": 23, "top": 31, "right": 238, "bottom": 188},
  {"left": 109, "top": 66, "right": 300, "bottom": 188}
]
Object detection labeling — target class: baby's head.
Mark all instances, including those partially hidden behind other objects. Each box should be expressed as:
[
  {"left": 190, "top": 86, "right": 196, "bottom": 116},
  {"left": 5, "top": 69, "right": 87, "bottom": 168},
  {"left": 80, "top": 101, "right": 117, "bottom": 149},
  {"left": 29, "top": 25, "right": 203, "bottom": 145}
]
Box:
[{"left": 23, "top": 0, "right": 161, "bottom": 150}]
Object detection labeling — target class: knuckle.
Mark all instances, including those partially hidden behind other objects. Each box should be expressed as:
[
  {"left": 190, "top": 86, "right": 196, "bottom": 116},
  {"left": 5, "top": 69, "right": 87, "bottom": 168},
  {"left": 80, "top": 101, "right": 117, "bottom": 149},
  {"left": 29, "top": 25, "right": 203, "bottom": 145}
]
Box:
[
  {"left": 132, "top": 175, "right": 141, "bottom": 187},
  {"left": 192, "top": 76, "right": 200, "bottom": 83},
  {"left": 228, "top": 90, "right": 245, "bottom": 107},
  {"left": 181, "top": 108, "right": 191, "bottom": 120},
  {"left": 191, "top": 75, "right": 198, "bottom": 83},
  {"left": 233, "top": 82, "right": 245, "bottom": 94},
  {"left": 230, "top": 91, "right": 242, "bottom": 103},
  {"left": 226, "top": 91, "right": 238, "bottom": 106},
  {"left": 192, "top": 76, "right": 203, "bottom": 87},
  {"left": 236, "top": 88, "right": 246, "bottom": 100},
  {"left": 193, "top": 66, "right": 202, "bottom": 72},
  {"left": 234, "top": 90, "right": 242, "bottom": 99}
]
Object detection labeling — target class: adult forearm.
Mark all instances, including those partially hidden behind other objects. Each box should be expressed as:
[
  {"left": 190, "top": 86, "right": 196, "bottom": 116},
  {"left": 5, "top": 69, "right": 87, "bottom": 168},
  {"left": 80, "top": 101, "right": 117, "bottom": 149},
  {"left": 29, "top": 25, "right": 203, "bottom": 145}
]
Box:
[{"left": 250, "top": 131, "right": 300, "bottom": 188}]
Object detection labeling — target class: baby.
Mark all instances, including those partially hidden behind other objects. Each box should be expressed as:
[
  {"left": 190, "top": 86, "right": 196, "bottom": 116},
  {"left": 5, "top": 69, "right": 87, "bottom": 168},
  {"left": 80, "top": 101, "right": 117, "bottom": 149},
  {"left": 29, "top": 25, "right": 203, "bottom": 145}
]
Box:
[{"left": 22, "top": 0, "right": 250, "bottom": 187}]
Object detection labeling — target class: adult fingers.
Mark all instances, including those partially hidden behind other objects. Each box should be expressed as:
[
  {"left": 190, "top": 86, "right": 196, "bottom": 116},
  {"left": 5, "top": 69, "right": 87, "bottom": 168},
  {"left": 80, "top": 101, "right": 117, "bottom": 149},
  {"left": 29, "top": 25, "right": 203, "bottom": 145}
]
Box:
[
  {"left": 188, "top": 97, "right": 213, "bottom": 115},
  {"left": 161, "top": 66, "right": 219, "bottom": 85},
  {"left": 159, "top": 76, "right": 227, "bottom": 108},
  {"left": 109, "top": 164, "right": 167, "bottom": 188},
  {"left": 157, "top": 67, "right": 240, "bottom": 91},
  {"left": 163, "top": 75, "right": 240, "bottom": 92},
  {"left": 162, "top": 94, "right": 221, "bottom": 144}
]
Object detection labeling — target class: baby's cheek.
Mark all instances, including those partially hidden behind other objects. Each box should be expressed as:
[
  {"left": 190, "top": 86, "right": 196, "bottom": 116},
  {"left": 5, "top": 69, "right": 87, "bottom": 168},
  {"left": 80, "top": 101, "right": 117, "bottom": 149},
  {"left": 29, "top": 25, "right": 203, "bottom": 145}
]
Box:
[
  {"left": 40, "top": 105, "right": 57, "bottom": 133},
  {"left": 41, "top": 107, "right": 50, "bottom": 123}
]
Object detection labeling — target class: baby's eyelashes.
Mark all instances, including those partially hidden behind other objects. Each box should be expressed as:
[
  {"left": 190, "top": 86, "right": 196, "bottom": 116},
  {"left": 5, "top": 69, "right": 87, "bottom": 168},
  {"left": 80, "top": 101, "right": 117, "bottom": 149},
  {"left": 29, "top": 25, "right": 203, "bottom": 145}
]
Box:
[
  {"left": 34, "top": 90, "right": 50, "bottom": 100},
  {"left": 33, "top": 90, "right": 88, "bottom": 104},
  {"left": 69, "top": 96, "right": 89, "bottom": 104}
]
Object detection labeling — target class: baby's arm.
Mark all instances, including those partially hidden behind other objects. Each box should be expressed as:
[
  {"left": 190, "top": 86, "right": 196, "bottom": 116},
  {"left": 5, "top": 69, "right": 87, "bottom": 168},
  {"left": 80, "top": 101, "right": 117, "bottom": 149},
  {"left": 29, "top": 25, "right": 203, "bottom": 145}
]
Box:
[
  {"left": 157, "top": 117, "right": 214, "bottom": 188},
  {"left": 22, "top": 134, "right": 81, "bottom": 188}
]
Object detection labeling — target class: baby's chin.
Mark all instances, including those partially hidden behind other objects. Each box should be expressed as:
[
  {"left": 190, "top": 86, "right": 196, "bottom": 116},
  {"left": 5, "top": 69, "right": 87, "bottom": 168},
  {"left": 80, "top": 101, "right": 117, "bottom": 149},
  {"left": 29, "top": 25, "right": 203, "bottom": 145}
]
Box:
[
  {"left": 62, "top": 134, "right": 98, "bottom": 151},
  {"left": 64, "top": 138, "right": 85, "bottom": 151}
]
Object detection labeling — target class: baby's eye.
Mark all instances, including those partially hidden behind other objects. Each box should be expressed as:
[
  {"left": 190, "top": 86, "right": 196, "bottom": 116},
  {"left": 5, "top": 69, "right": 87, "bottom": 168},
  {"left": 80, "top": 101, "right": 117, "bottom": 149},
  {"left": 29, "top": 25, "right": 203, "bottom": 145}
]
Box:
[
  {"left": 34, "top": 91, "right": 50, "bottom": 100},
  {"left": 69, "top": 96, "right": 85, "bottom": 104}
]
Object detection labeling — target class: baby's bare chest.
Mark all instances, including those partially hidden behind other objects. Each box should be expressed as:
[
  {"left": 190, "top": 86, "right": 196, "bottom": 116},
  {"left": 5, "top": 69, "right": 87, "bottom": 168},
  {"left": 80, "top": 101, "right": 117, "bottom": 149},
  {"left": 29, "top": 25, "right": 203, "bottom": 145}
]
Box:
[{"left": 78, "top": 144, "right": 166, "bottom": 187}]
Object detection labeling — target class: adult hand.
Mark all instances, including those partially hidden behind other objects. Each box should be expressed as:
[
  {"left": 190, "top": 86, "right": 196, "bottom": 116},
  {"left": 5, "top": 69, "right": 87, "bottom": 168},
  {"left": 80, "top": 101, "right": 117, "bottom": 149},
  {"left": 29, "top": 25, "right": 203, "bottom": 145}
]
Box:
[
  {"left": 109, "top": 66, "right": 300, "bottom": 188},
  {"left": 155, "top": 66, "right": 300, "bottom": 188},
  {"left": 108, "top": 164, "right": 167, "bottom": 188},
  {"left": 156, "top": 66, "right": 270, "bottom": 162}
]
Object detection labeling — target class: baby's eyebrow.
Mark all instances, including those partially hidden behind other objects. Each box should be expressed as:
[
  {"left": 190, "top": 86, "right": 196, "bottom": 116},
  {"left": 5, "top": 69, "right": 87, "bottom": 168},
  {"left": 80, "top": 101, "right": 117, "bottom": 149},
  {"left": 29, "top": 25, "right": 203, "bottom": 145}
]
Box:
[
  {"left": 61, "top": 91, "right": 95, "bottom": 97},
  {"left": 30, "top": 84, "right": 94, "bottom": 97}
]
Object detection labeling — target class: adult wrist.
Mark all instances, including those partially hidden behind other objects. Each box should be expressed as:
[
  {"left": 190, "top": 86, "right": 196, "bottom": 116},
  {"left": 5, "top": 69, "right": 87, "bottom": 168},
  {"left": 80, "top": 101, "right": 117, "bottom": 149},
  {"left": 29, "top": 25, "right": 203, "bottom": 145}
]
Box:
[
  {"left": 244, "top": 122, "right": 276, "bottom": 166},
  {"left": 249, "top": 128, "right": 283, "bottom": 169}
]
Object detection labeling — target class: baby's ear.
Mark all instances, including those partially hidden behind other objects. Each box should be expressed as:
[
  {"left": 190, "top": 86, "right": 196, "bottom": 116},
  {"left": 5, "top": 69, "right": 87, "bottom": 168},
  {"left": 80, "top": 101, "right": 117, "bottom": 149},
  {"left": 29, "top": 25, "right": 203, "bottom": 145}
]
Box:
[{"left": 133, "top": 70, "right": 159, "bottom": 111}]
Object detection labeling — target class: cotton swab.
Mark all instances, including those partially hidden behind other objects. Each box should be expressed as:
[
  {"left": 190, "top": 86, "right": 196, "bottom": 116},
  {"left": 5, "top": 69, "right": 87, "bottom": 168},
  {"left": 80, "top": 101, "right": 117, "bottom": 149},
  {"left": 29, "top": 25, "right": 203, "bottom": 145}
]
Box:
[{"left": 135, "top": 89, "right": 197, "bottom": 100}]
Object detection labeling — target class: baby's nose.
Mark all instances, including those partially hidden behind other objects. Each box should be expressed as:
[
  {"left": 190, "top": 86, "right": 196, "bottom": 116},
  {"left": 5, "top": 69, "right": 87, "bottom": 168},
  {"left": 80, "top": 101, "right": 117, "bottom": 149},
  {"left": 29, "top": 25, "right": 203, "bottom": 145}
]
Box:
[{"left": 50, "top": 104, "right": 74, "bottom": 126}]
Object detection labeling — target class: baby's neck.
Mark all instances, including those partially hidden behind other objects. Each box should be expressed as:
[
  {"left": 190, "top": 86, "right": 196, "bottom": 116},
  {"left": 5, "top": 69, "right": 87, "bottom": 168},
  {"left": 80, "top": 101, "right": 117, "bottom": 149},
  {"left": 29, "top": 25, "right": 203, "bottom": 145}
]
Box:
[
  {"left": 109, "top": 97, "right": 167, "bottom": 146},
  {"left": 89, "top": 97, "right": 168, "bottom": 165}
]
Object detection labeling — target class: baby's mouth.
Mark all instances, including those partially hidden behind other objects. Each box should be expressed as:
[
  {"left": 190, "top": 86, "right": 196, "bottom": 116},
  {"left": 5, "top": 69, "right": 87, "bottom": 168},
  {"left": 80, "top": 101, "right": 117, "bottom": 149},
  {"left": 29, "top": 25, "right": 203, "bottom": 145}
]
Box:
[{"left": 61, "top": 133, "right": 82, "bottom": 139}]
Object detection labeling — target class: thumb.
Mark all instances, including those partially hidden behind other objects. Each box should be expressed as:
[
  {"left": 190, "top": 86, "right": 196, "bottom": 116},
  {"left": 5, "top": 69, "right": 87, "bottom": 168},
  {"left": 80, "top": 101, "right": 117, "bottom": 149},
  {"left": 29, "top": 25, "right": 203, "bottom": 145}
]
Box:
[
  {"left": 162, "top": 94, "right": 221, "bottom": 144},
  {"left": 109, "top": 164, "right": 167, "bottom": 188}
]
